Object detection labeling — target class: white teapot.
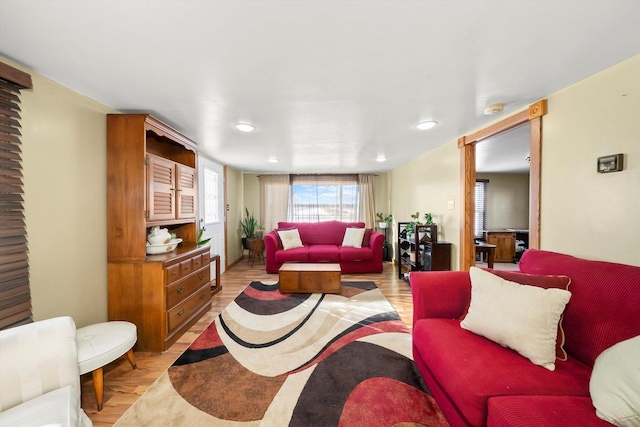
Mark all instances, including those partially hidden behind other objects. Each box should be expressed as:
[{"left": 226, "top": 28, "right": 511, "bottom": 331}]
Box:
[{"left": 148, "top": 226, "right": 172, "bottom": 245}]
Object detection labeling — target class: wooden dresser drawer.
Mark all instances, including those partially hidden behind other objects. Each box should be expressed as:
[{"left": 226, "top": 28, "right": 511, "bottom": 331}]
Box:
[
  {"left": 166, "top": 265, "right": 211, "bottom": 309},
  {"left": 192, "top": 254, "right": 202, "bottom": 269},
  {"left": 202, "top": 252, "right": 210, "bottom": 265},
  {"left": 167, "top": 283, "right": 210, "bottom": 334},
  {"left": 180, "top": 258, "right": 193, "bottom": 276},
  {"left": 165, "top": 264, "right": 181, "bottom": 284}
]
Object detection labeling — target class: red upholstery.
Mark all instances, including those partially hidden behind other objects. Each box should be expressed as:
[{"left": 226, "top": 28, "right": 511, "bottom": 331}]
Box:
[
  {"left": 308, "top": 245, "right": 341, "bottom": 262},
  {"left": 487, "top": 396, "right": 612, "bottom": 427},
  {"left": 519, "top": 249, "right": 640, "bottom": 367},
  {"left": 264, "top": 221, "right": 384, "bottom": 273},
  {"left": 410, "top": 249, "right": 640, "bottom": 426},
  {"left": 413, "top": 319, "right": 591, "bottom": 426}
]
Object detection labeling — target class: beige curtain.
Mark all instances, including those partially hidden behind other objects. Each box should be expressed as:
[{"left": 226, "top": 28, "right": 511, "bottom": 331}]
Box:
[
  {"left": 259, "top": 174, "right": 290, "bottom": 231},
  {"left": 358, "top": 174, "right": 376, "bottom": 228}
]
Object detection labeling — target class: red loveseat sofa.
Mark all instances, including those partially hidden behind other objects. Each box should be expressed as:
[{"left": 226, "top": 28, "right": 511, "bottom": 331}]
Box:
[
  {"left": 410, "top": 249, "right": 640, "bottom": 427},
  {"left": 264, "top": 221, "right": 385, "bottom": 274}
]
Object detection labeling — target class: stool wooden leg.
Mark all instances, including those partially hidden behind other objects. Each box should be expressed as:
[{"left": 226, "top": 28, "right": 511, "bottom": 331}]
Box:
[
  {"left": 92, "top": 367, "right": 104, "bottom": 411},
  {"left": 125, "top": 348, "right": 137, "bottom": 369}
]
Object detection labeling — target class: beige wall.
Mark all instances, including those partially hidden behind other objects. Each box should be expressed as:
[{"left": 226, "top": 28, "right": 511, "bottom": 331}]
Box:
[
  {"left": 243, "top": 174, "right": 261, "bottom": 227},
  {"left": 226, "top": 167, "right": 244, "bottom": 265},
  {"left": 477, "top": 173, "right": 530, "bottom": 230},
  {"left": 389, "top": 141, "right": 461, "bottom": 269},
  {"left": 3, "top": 56, "right": 115, "bottom": 327},
  {"left": 541, "top": 54, "right": 639, "bottom": 265}
]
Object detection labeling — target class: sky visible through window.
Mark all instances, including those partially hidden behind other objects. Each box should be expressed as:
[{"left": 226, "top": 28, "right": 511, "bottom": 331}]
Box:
[{"left": 291, "top": 184, "right": 358, "bottom": 222}]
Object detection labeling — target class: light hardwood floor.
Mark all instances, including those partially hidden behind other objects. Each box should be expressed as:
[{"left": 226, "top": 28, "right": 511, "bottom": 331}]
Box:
[{"left": 81, "top": 260, "right": 412, "bottom": 426}]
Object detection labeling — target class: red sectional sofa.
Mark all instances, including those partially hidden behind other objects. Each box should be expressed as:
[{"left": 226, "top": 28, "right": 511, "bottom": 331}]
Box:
[
  {"left": 410, "top": 249, "right": 640, "bottom": 427},
  {"left": 264, "top": 221, "right": 385, "bottom": 274}
]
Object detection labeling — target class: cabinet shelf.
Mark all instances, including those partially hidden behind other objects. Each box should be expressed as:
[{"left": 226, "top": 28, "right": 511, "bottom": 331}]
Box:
[
  {"left": 107, "top": 114, "right": 219, "bottom": 352},
  {"left": 397, "top": 222, "right": 451, "bottom": 280}
]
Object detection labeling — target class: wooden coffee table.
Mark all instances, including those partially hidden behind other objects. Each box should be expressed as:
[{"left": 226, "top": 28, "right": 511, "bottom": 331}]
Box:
[{"left": 279, "top": 263, "right": 341, "bottom": 294}]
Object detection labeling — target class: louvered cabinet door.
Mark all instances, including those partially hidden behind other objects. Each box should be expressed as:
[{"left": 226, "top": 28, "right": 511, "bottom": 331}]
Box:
[
  {"left": 176, "top": 164, "right": 197, "bottom": 220},
  {"left": 147, "top": 154, "right": 176, "bottom": 221}
]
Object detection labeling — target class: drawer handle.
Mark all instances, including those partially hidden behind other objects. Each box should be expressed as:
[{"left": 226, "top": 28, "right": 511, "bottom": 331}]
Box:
[
  {"left": 177, "top": 309, "right": 185, "bottom": 317},
  {"left": 171, "top": 271, "right": 178, "bottom": 276},
  {"left": 177, "top": 287, "right": 185, "bottom": 294},
  {"left": 200, "top": 293, "right": 205, "bottom": 299},
  {"left": 199, "top": 274, "right": 205, "bottom": 280}
]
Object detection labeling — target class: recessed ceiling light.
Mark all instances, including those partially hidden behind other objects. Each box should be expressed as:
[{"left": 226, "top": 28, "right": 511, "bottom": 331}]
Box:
[
  {"left": 376, "top": 155, "right": 387, "bottom": 162},
  {"left": 234, "top": 122, "right": 255, "bottom": 132},
  {"left": 268, "top": 157, "right": 278, "bottom": 163},
  {"left": 416, "top": 120, "right": 438, "bottom": 130}
]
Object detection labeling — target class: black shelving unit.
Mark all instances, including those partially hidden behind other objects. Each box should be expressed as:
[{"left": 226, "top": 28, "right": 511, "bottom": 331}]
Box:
[{"left": 397, "top": 222, "right": 451, "bottom": 281}]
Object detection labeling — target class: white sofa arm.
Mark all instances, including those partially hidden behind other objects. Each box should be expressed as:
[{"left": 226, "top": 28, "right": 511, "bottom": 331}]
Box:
[{"left": 0, "top": 316, "right": 80, "bottom": 412}]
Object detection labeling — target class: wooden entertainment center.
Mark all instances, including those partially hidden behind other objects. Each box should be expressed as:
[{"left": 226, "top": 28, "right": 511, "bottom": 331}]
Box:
[{"left": 106, "top": 114, "right": 220, "bottom": 352}]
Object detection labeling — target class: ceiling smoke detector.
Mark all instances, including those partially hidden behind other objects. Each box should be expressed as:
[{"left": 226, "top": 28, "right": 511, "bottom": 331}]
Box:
[{"left": 483, "top": 103, "right": 505, "bottom": 115}]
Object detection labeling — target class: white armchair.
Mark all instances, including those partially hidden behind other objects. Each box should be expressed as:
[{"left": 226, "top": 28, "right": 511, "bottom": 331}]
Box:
[{"left": 0, "top": 316, "right": 92, "bottom": 427}]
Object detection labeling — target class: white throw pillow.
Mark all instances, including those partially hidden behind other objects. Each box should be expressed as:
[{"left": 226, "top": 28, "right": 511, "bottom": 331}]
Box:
[
  {"left": 590, "top": 335, "right": 640, "bottom": 427},
  {"left": 277, "top": 229, "right": 303, "bottom": 250},
  {"left": 342, "top": 227, "right": 365, "bottom": 248},
  {"left": 460, "top": 267, "right": 571, "bottom": 371}
]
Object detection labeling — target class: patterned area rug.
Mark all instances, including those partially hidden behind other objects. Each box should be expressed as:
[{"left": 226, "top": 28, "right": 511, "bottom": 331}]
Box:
[{"left": 115, "top": 281, "right": 449, "bottom": 426}]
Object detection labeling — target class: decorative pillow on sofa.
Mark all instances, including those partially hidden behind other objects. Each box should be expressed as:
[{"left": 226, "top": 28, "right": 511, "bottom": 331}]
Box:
[
  {"left": 590, "top": 335, "right": 640, "bottom": 427},
  {"left": 275, "top": 227, "right": 294, "bottom": 249},
  {"left": 460, "top": 269, "right": 572, "bottom": 360},
  {"left": 277, "top": 229, "right": 304, "bottom": 250},
  {"left": 342, "top": 227, "right": 365, "bottom": 248},
  {"left": 361, "top": 228, "right": 373, "bottom": 248},
  {"left": 461, "top": 267, "right": 571, "bottom": 371}
]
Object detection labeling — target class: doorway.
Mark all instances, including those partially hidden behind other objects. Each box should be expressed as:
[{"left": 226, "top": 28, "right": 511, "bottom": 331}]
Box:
[
  {"left": 198, "top": 155, "right": 226, "bottom": 275},
  {"left": 475, "top": 125, "right": 531, "bottom": 270},
  {"left": 459, "top": 100, "right": 546, "bottom": 270}
]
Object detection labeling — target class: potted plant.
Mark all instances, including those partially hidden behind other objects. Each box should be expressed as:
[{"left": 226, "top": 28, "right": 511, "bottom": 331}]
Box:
[
  {"left": 423, "top": 212, "right": 435, "bottom": 225},
  {"left": 376, "top": 212, "right": 393, "bottom": 229},
  {"left": 240, "top": 208, "right": 260, "bottom": 249}
]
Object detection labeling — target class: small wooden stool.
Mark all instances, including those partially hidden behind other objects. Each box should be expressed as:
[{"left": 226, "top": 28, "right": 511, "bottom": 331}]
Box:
[{"left": 77, "top": 321, "right": 137, "bottom": 410}]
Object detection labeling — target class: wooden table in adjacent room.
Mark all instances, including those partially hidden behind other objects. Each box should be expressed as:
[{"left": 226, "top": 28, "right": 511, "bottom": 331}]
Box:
[
  {"left": 278, "top": 263, "right": 341, "bottom": 294},
  {"left": 475, "top": 242, "right": 497, "bottom": 268}
]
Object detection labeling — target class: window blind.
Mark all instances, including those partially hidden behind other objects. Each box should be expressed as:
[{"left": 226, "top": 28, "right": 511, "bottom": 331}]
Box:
[
  {"left": 0, "top": 62, "right": 33, "bottom": 329},
  {"left": 475, "top": 180, "right": 488, "bottom": 239}
]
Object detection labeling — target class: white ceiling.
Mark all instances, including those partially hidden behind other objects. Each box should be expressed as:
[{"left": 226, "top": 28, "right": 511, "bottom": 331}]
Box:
[{"left": 1, "top": 1, "right": 639, "bottom": 174}]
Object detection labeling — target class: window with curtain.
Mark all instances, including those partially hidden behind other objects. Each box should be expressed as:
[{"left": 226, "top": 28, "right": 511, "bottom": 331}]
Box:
[
  {"left": 475, "top": 179, "right": 489, "bottom": 239},
  {"left": 0, "top": 62, "right": 33, "bottom": 329},
  {"left": 289, "top": 175, "right": 359, "bottom": 222}
]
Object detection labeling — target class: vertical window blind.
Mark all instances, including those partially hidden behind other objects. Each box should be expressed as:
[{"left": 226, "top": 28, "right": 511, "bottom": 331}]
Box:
[
  {"left": 475, "top": 179, "right": 489, "bottom": 239},
  {"left": 0, "top": 62, "right": 33, "bottom": 329}
]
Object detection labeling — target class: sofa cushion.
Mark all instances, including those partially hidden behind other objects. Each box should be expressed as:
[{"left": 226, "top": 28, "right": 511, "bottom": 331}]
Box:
[
  {"left": 342, "top": 227, "right": 365, "bottom": 248},
  {"left": 274, "top": 246, "right": 309, "bottom": 263},
  {"left": 413, "top": 318, "right": 591, "bottom": 426},
  {"left": 308, "top": 245, "right": 341, "bottom": 263},
  {"left": 340, "top": 246, "right": 374, "bottom": 262},
  {"left": 361, "top": 228, "right": 373, "bottom": 247},
  {"left": 461, "top": 267, "right": 571, "bottom": 371},
  {"left": 274, "top": 227, "right": 295, "bottom": 249},
  {"left": 487, "top": 395, "right": 612, "bottom": 427},
  {"left": 473, "top": 269, "right": 572, "bottom": 360},
  {"left": 277, "top": 229, "right": 304, "bottom": 250},
  {"left": 0, "top": 384, "right": 82, "bottom": 427},
  {"left": 519, "top": 249, "right": 640, "bottom": 367},
  {"left": 590, "top": 335, "right": 640, "bottom": 427}
]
